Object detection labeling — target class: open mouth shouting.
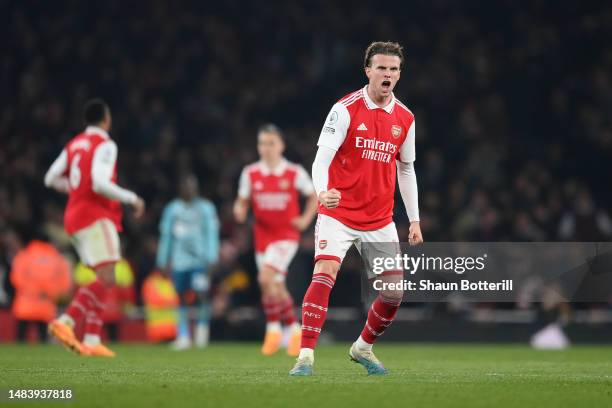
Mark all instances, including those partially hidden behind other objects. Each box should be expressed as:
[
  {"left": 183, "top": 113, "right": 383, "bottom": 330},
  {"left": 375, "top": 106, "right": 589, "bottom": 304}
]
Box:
[{"left": 381, "top": 80, "right": 392, "bottom": 92}]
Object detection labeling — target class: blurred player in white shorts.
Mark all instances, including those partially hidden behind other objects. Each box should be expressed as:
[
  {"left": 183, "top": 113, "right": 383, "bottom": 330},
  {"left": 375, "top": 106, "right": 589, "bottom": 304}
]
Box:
[
  {"left": 255, "top": 240, "right": 299, "bottom": 283},
  {"left": 44, "top": 99, "right": 145, "bottom": 357},
  {"left": 71, "top": 218, "right": 122, "bottom": 268},
  {"left": 234, "top": 124, "right": 318, "bottom": 356}
]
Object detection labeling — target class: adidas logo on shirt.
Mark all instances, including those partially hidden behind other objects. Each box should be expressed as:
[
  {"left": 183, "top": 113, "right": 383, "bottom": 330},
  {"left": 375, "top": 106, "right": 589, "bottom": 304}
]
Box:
[{"left": 357, "top": 123, "right": 368, "bottom": 131}]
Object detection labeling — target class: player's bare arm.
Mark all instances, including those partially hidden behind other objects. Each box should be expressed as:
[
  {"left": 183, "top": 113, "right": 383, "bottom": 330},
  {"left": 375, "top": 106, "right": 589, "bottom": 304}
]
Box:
[
  {"left": 132, "top": 197, "right": 145, "bottom": 219},
  {"left": 291, "top": 192, "right": 319, "bottom": 231},
  {"left": 233, "top": 197, "right": 249, "bottom": 223}
]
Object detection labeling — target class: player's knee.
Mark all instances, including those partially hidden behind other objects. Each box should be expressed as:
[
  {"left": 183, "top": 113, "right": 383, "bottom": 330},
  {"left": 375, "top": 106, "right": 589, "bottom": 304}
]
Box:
[
  {"left": 314, "top": 260, "right": 340, "bottom": 280},
  {"left": 96, "top": 264, "right": 116, "bottom": 286},
  {"left": 276, "top": 282, "right": 289, "bottom": 300},
  {"left": 380, "top": 288, "right": 404, "bottom": 304},
  {"left": 257, "top": 273, "right": 270, "bottom": 289},
  {"left": 257, "top": 266, "right": 276, "bottom": 290}
]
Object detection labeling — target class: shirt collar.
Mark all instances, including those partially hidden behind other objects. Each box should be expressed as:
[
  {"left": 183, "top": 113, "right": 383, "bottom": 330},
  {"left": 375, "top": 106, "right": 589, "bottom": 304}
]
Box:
[
  {"left": 259, "top": 158, "right": 288, "bottom": 176},
  {"left": 85, "top": 126, "right": 110, "bottom": 139},
  {"left": 362, "top": 85, "right": 395, "bottom": 114}
]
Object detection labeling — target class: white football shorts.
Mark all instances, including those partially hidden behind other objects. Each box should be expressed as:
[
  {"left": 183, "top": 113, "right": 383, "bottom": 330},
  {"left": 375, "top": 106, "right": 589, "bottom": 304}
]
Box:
[
  {"left": 255, "top": 240, "right": 299, "bottom": 283},
  {"left": 71, "top": 218, "right": 121, "bottom": 268},
  {"left": 314, "top": 214, "right": 401, "bottom": 278}
]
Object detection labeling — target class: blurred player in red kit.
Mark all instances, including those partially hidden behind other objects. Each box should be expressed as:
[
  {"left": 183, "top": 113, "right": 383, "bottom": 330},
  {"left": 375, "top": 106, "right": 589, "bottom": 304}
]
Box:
[
  {"left": 290, "top": 42, "right": 423, "bottom": 376},
  {"left": 234, "top": 124, "right": 318, "bottom": 357},
  {"left": 44, "top": 99, "right": 145, "bottom": 357}
]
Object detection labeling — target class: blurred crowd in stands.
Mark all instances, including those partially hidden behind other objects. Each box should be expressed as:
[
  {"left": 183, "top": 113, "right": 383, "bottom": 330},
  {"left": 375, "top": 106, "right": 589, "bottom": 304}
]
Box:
[{"left": 1, "top": 0, "right": 611, "bottom": 314}]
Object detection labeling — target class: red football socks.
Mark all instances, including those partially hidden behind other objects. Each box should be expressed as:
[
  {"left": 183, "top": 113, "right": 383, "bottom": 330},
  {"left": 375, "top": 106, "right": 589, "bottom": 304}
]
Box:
[
  {"left": 280, "top": 295, "right": 297, "bottom": 326},
  {"left": 360, "top": 295, "right": 400, "bottom": 344},
  {"left": 300, "top": 273, "right": 336, "bottom": 349},
  {"left": 262, "top": 296, "right": 281, "bottom": 324},
  {"left": 66, "top": 278, "right": 107, "bottom": 323}
]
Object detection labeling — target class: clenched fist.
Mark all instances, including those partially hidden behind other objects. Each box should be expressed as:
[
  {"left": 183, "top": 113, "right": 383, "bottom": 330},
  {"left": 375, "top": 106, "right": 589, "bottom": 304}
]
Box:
[
  {"left": 318, "top": 189, "right": 341, "bottom": 209},
  {"left": 408, "top": 221, "right": 423, "bottom": 246}
]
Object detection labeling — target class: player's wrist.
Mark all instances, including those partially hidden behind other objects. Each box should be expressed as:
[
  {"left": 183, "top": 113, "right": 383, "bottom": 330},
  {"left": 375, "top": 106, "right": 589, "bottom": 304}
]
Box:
[{"left": 125, "top": 192, "right": 138, "bottom": 205}]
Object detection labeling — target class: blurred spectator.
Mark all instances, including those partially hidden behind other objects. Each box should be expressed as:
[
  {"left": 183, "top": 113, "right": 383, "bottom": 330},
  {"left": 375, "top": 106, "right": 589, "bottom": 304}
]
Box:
[
  {"left": 142, "top": 270, "right": 179, "bottom": 343},
  {"left": 558, "top": 188, "right": 612, "bottom": 241},
  {"left": 0, "top": 229, "right": 24, "bottom": 307},
  {"left": 10, "top": 233, "right": 71, "bottom": 342}
]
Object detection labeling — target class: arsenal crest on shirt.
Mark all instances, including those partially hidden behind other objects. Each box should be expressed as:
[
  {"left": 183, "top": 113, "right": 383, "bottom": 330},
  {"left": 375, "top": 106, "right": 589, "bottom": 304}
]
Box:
[
  {"left": 279, "top": 178, "right": 290, "bottom": 190},
  {"left": 319, "top": 239, "right": 327, "bottom": 249},
  {"left": 391, "top": 125, "right": 402, "bottom": 138}
]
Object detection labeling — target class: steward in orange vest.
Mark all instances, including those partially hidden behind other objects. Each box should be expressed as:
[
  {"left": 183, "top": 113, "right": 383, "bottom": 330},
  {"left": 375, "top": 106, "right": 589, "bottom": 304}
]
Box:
[{"left": 11, "top": 240, "right": 71, "bottom": 342}]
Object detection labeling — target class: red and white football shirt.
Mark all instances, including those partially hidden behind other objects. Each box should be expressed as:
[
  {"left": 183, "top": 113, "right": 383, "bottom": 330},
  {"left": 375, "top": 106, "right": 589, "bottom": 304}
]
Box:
[
  {"left": 238, "top": 159, "right": 314, "bottom": 252},
  {"left": 63, "top": 128, "right": 123, "bottom": 234},
  {"left": 317, "top": 85, "right": 416, "bottom": 231}
]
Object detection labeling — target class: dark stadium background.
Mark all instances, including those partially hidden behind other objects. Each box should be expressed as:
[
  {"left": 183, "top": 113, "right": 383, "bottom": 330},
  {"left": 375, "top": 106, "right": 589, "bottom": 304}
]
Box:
[{"left": 1, "top": 0, "right": 611, "bottom": 342}]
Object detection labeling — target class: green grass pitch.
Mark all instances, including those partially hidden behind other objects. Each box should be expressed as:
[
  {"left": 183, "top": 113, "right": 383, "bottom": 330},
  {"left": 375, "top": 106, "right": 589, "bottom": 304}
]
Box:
[{"left": 1, "top": 343, "right": 611, "bottom": 408}]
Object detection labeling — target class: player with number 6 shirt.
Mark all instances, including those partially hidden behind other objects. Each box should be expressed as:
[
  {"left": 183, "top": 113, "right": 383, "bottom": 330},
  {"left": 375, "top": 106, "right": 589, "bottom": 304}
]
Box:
[{"left": 44, "top": 99, "right": 145, "bottom": 357}]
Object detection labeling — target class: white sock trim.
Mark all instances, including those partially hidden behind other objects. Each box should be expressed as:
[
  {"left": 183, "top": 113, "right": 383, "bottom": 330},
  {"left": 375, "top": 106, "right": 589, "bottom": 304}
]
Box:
[
  {"left": 355, "top": 335, "right": 373, "bottom": 351},
  {"left": 58, "top": 314, "right": 75, "bottom": 328},
  {"left": 298, "top": 348, "right": 314, "bottom": 362},
  {"left": 83, "top": 334, "right": 101, "bottom": 346},
  {"left": 266, "top": 322, "right": 282, "bottom": 332}
]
